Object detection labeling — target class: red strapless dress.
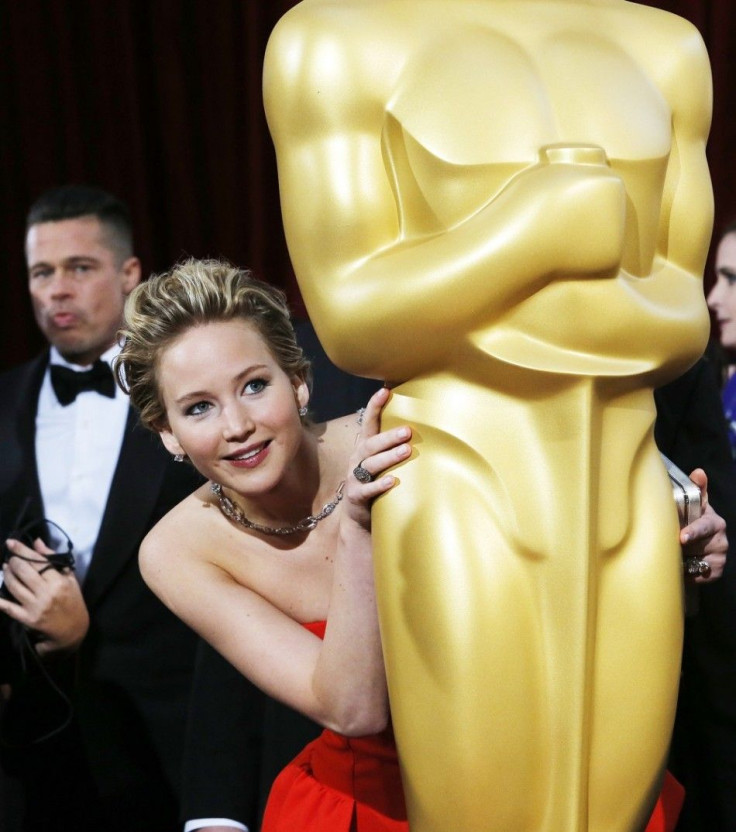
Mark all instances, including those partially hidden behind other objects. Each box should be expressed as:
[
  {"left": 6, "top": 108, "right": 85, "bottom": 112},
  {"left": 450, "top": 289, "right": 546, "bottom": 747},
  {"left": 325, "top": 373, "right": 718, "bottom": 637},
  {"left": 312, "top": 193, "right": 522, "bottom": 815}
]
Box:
[{"left": 260, "top": 622, "right": 683, "bottom": 832}]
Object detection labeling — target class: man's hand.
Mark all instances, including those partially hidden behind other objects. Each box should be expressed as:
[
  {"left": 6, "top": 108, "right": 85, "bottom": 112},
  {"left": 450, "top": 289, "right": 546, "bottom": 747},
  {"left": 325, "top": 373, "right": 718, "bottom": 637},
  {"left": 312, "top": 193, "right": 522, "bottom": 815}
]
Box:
[
  {"left": 0, "top": 537, "right": 89, "bottom": 655},
  {"left": 680, "top": 468, "right": 728, "bottom": 584}
]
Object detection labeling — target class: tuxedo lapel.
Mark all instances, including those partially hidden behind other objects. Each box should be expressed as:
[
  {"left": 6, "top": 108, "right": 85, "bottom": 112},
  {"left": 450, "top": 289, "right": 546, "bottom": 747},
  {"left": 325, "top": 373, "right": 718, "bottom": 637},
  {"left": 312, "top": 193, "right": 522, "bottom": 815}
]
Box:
[
  {"left": 82, "top": 409, "right": 168, "bottom": 610},
  {"left": 0, "top": 354, "right": 47, "bottom": 535}
]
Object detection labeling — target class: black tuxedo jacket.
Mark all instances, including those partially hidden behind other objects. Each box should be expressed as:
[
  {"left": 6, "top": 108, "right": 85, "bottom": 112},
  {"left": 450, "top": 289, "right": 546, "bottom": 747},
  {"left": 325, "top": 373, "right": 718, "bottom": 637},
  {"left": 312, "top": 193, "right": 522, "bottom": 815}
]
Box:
[{"left": 0, "top": 352, "right": 203, "bottom": 831}]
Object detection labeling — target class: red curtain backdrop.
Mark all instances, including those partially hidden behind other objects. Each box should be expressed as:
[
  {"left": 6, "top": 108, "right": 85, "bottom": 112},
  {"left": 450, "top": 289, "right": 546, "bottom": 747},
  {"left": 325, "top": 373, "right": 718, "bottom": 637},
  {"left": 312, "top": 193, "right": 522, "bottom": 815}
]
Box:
[{"left": 1, "top": 0, "right": 734, "bottom": 370}]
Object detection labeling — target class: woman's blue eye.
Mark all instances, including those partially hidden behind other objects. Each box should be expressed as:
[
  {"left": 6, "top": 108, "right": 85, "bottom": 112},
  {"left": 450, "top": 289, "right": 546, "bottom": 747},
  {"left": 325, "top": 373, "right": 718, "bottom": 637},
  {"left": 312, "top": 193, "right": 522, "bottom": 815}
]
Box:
[
  {"left": 186, "top": 401, "right": 211, "bottom": 416},
  {"left": 244, "top": 378, "right": 267, "bottom": 395}
]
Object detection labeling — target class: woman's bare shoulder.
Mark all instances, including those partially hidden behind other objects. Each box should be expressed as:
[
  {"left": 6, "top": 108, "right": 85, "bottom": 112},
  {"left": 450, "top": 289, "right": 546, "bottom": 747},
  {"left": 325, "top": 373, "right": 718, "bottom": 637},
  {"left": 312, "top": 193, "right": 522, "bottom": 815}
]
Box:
[
  {"left": 316, "top": 411, "right": 363, "bottom": 456},
  {"left": 140, "top": 483, "right": 221, "bottom": 570}
]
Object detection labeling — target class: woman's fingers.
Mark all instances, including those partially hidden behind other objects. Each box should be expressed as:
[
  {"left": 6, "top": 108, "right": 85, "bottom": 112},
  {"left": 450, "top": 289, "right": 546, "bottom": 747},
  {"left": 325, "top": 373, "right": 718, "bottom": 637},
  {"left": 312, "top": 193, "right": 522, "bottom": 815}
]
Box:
[
  {"left": 358, "top": 387, "right": 391, "bottom": 437},
  {"left": 353, "top": 386, "right": 411, "bottom": 481},
  {"left": 353, "top": 436, "right": 412, "bottom": 484},
  {"left": 345, "top": 386, "right": 413, "bottom": 526}
]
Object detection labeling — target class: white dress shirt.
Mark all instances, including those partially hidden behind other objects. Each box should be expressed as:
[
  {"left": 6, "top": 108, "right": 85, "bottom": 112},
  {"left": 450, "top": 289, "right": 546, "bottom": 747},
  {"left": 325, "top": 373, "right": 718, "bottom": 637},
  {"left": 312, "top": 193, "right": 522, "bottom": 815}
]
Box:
[
  {"left": 35, "top": 344, "right": 129, "bottom": 583},
  {"left": 184, "top": 820, "right": 248, "bottom": 832}
]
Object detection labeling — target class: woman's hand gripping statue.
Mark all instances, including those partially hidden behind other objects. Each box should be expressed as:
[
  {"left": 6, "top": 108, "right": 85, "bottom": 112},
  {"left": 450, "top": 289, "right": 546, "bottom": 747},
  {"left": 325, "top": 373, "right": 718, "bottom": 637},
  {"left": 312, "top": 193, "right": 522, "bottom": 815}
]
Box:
[{"left": 346, "top": 386, "right": 412, "bottom": 532}]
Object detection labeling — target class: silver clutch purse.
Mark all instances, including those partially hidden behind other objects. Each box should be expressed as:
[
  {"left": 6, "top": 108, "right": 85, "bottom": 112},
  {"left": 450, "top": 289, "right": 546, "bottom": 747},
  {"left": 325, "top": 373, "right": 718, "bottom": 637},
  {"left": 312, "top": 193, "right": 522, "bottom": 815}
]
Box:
[{"left": 660, "top": 453, "right": 702, "bottom": 528}]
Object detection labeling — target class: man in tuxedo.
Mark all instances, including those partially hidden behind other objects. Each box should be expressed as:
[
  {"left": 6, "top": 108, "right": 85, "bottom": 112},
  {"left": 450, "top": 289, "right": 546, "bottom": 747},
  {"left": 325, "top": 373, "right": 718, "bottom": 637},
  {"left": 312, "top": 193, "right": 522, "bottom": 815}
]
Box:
[{"left": 0, "top": 185, "right": 203, "bottom": 831}]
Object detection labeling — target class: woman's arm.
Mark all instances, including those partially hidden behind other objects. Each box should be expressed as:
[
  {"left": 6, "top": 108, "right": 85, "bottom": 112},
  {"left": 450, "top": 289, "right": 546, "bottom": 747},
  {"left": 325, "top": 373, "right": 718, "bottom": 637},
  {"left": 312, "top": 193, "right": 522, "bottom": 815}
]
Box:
[{"left": 312, "top": 387, "right": 410, "bottom": 734}]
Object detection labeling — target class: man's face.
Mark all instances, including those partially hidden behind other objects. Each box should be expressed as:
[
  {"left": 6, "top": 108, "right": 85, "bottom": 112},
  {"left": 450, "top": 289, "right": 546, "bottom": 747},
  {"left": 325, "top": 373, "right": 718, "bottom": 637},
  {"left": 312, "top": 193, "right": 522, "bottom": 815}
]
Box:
[{"left": 26, "top": 216, "right": 140, "bottom": 366}]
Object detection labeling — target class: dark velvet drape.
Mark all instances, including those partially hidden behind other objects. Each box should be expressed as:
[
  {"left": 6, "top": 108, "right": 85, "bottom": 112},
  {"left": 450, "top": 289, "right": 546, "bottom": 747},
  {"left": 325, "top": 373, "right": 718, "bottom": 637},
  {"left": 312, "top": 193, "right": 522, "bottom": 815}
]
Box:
[
  {"left": 1, "top": 0, "right": 735, "bottom": 371},
  {"left": 0, "top": 0, "right": 301, "bottom": 370}
]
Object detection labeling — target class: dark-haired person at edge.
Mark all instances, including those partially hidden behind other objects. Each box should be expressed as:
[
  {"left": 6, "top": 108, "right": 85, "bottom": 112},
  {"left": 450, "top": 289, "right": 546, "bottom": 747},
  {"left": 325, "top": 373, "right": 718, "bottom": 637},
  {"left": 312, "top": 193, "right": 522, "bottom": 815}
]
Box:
[
  {"left": 707, "top": 221, "right": 736, "bottom": 457},
  {"left": 115, "top": 258, "right": 726, "bottom": 832},
  {"left": 0, "top": 185, "right": 205, "bottom": 832},
  {"left": 667, "top": 220, "right": 736, "bottom": 831}
]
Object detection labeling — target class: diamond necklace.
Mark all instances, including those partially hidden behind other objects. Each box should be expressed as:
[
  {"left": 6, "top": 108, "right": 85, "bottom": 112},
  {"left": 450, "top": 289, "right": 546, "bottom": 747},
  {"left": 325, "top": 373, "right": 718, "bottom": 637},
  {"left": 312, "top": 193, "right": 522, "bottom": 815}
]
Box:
[{"left": 210, "top": 481, "right": 345, "bottom": 536}]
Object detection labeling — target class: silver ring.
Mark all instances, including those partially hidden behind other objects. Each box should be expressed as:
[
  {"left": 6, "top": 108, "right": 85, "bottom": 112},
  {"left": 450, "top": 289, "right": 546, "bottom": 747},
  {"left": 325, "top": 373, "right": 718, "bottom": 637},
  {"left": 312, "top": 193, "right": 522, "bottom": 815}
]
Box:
[
  {"left": 353, "top": 461, "right": 374, "bottom": 484},
  {"left": 684, "top": 557, "right": 711, "bottom": 578}
]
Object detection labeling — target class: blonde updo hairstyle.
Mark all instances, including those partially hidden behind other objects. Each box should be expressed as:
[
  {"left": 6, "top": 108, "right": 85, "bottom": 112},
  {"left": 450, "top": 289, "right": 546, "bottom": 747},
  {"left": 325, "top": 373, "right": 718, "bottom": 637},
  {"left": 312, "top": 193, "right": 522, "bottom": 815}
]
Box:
[{"left": 115, "top": 258, "right": 311, "bottom": 432}]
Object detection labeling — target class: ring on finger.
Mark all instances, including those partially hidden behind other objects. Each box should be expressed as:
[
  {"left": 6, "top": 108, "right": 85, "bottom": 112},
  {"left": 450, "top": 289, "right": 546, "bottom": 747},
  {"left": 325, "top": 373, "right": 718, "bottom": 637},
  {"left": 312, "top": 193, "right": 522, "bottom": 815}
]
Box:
[
  {"left": 684, "top": 557, "right": 711, "bottom": 578},
  {"left": 353, "top": 461, "right": 374, "bottom": 484}
]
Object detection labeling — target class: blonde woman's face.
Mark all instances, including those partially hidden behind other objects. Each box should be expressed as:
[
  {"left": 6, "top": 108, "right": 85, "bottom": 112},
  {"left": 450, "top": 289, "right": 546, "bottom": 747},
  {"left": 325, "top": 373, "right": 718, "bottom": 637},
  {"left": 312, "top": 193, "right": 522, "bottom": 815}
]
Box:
[
  {"left": 708, "top": 232, "right": 736, "bottom": 350},
  {"left": 157, "top": 319, "right": 309, "bottom": 493}
]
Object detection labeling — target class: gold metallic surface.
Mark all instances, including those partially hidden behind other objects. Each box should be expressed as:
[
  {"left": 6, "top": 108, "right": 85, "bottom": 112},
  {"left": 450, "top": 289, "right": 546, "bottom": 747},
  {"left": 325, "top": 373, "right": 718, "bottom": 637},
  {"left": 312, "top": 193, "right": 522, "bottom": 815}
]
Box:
[{"left": 264, "top": 2, "right": 713, "bottom": 829}]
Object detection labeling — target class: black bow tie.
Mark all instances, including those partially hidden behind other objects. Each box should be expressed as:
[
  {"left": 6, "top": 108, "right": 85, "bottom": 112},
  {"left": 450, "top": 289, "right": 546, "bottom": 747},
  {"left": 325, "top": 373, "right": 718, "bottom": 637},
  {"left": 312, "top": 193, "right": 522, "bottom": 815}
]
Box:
[{"left": 50, "top": 361, "right": 116, "bottom": 406}]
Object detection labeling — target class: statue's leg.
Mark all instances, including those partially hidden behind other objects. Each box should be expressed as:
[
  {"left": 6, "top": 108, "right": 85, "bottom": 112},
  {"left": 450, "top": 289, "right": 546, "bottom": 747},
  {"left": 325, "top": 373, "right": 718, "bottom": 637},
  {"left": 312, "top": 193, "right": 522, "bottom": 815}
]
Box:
[
  {"left": 373, "top": 436, "right": 682, "bottom": 832},
  {"left": 588, "top": 446, "right": 683, "bottom": 832},
  {"left": 373, "top": 449, "right": 550, "bottom": 831}
]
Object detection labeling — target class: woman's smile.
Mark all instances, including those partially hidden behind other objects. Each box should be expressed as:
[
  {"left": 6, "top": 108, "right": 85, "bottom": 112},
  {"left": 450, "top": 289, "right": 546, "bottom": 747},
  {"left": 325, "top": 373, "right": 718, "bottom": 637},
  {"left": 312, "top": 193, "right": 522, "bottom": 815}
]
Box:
[{"left": 225, "top": 441, "right": 272, "bottom": 468}]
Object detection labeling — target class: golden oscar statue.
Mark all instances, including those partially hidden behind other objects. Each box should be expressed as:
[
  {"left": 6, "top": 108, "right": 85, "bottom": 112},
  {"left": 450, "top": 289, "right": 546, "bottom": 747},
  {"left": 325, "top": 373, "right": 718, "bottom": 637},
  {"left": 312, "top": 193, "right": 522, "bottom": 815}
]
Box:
[{"left": 264, "top": 2, "right": 713, "bottom": 829}]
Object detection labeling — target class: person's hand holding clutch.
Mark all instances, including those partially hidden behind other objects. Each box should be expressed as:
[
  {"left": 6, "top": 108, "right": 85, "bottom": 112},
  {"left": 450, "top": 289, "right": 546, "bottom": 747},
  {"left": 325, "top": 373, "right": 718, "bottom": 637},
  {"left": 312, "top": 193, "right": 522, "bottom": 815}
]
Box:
[{"left": 680, "top": 468, "right": 728, "bottom": 584}]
